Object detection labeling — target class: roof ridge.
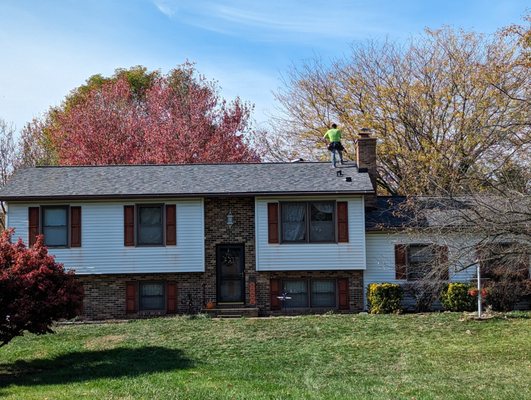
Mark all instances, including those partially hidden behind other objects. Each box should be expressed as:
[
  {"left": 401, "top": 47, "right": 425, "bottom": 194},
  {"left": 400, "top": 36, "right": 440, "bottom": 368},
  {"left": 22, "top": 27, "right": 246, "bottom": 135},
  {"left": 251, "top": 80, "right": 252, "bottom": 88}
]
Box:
[{"left": 35, "top": 161, "right": 332, "bottom": 168}]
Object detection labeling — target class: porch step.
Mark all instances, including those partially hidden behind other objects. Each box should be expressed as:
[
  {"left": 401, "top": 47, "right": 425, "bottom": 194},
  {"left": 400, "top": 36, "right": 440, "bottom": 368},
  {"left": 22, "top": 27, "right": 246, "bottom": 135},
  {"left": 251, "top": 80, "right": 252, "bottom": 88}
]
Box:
[
  {"left": 216, "top": 302, "right": 245, "bottom": 309},
  {"left": 202, "top": 307, "right": 259, "bottom": 318}
]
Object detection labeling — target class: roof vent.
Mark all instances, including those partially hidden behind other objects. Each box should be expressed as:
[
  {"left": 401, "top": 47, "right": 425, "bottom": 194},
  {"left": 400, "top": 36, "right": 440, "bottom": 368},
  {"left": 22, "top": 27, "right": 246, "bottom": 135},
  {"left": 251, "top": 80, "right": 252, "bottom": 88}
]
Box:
[{"left": 345, "top": 177, "right": 352, "bottom": 182}]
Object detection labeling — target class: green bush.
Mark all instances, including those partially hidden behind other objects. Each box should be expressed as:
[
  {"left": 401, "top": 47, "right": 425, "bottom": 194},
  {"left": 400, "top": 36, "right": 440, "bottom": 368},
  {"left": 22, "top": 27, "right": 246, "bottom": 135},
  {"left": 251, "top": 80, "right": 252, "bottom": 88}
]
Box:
[
  {"left": 367, "top": 283, "right": 403, "bottom": 314},
  {"left": 440, "top": 283, "right": 476, "bottom": 311}
]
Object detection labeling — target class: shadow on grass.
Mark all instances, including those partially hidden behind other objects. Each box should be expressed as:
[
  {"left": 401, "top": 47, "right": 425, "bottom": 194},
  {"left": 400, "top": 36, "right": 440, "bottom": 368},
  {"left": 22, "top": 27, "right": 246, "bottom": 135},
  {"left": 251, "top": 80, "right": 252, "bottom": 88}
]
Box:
[{"left": 0, "top": 346, "right": 193, "bottom": 390}]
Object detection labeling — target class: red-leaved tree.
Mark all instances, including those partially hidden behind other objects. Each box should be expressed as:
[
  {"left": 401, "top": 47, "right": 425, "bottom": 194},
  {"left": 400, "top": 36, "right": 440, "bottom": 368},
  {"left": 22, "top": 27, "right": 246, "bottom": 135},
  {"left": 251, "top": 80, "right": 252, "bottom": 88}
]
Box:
[
  {"left": 44, "top": 64, "right": 259, "bottom": 165},
  {"left": 0, "top": 230, "right": 83, "bottom": 347}
]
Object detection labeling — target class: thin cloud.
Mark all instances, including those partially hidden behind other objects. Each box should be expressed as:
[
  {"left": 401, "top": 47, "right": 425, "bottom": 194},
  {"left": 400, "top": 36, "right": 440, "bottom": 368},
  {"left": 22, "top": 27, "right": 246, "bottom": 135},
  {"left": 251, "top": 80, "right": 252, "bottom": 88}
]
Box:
[
  {"left": 153, "top": 0, "right": 176, "bottom": 17},
  {"left": 151, "top": 0, "right": 391, "bottom": 41}
]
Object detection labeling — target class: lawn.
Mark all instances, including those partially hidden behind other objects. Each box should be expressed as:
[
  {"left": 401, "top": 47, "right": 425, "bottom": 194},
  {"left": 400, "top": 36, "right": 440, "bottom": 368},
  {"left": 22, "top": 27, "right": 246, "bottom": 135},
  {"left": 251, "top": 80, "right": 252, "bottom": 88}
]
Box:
[{"left": 0, "top": 313, "right": 529, "bottom": 400}]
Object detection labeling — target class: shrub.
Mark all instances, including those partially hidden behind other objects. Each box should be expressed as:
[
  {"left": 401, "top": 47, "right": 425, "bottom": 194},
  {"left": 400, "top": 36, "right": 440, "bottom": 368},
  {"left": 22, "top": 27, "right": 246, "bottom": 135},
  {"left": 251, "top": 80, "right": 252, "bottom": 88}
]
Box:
[
  {"left": 440, "top": 283, "right": 476, "bottom": 311},
  {"left": 367, "top": 283, "right": 403, "bottom": 314},
  {"left": 485, "top": 280, "right": 531, "bottom": 311},
  {"left": 0, "top": 229, "right": 84, "bottom": 347},
  {"left": 403, "top": 281, "right": 446, "bottom": 312}
]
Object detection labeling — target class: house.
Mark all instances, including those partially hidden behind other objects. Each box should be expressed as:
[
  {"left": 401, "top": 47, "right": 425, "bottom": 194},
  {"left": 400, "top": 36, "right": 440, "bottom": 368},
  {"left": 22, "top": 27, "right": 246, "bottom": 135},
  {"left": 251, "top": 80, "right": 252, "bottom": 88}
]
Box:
[{"left": 0, "top": 133, "right": 523, "bottom": 318}]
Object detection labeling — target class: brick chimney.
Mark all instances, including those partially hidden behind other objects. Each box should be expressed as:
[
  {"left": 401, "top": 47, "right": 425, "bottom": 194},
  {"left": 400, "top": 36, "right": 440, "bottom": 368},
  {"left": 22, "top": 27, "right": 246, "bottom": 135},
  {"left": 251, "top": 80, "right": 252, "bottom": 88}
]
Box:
[{"left": 356, "top": 128, "right": 377, "bottom": 209}]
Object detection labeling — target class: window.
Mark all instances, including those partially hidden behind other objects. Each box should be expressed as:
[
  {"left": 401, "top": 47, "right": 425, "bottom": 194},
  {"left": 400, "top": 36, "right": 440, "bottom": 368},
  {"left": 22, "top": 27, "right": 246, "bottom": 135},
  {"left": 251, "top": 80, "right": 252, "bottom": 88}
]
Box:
[
  {"left": 281, "top": 202, "right": 306, "bottom": 242},
  {"left": 311, "top": 280, "right": 336, "bottom": 307},
  {"left": 283, "top": 280, "right": 308, "bottom": 307},
  {"left": 137, "top": 205, "right": 163, "bottom": 245},
  {"left": 310, "top": 202, "right": 335, "bottom": 242},
  {"left": 139, "top": 282, "right": 165, "bottom": 311},
  {"left": 282, "top": 279, "right": 337, "bottom": 308},
  {"left": 280, "top": 201, "right": 335, "bottom": 243},
  {"left": 42, "top": 206, "right": 68, "bottom": 247},
  {"left": 407, "top": 245, "right": 436, "bottom": 281}
]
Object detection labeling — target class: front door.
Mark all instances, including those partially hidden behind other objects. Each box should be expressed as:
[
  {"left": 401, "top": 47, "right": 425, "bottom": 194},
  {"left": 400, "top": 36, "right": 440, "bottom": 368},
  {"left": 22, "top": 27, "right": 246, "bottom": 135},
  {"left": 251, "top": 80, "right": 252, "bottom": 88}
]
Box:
[{"left": 217, "top": 244, "right": 245, "bottom": 303}]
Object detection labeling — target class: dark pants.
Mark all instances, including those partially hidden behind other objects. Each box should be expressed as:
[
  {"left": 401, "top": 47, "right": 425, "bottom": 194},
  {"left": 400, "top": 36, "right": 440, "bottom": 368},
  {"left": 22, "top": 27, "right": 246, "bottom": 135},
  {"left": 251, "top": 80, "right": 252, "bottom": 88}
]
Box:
[{"left": 328, "top": 142, "right": 344, "bottom": 167}]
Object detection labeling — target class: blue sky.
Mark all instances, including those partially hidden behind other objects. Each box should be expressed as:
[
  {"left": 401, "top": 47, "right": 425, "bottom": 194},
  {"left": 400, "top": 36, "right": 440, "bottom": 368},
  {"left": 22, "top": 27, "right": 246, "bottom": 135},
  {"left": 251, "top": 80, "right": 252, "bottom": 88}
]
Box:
[{"left": 0, "top": 0, "right": 528, "bottom": 131}]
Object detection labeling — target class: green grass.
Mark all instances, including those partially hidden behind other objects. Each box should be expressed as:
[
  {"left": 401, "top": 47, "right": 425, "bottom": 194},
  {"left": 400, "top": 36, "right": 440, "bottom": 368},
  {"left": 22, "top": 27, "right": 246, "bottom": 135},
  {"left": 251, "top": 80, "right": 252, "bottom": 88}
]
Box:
[{"left": 0, "top": 313, "right": 530, "bottom": 400}]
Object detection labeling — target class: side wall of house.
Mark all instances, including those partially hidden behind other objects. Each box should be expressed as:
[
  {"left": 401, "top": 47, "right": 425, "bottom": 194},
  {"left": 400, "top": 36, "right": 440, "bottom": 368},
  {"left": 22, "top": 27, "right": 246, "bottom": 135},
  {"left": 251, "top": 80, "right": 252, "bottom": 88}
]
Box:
[
  {"left": 254, "top": 270, "right": 364, "bottom": 314},
  {"left": 7, "top": 199, "right": 205, "bottom": 274},
  {"left": 79, "top": 273, "right": 204, "bottom": 319},
  {"left": 364, "top": 232, "right": 478, "bottom": 309},
  {"left": 6, "top": 196, "right": 367, "bottom": 319},
  {"left": 255, "top": 196, "right": 366, "bottom": 271}
]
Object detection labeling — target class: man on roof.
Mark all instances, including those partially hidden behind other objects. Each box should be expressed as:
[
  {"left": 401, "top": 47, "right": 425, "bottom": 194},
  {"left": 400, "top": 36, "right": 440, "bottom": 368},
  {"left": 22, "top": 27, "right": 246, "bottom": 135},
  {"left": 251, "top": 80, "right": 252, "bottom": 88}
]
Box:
[{"left": 323, "top": 123, "right": 344, "bottom": 168}]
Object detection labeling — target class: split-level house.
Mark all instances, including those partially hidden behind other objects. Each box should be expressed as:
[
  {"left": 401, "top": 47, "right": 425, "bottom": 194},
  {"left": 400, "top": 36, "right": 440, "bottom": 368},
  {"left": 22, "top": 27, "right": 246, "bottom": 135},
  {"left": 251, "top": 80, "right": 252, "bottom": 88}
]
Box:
[{"left": 0, "top": 133, "right": 524, "bottom": 318}]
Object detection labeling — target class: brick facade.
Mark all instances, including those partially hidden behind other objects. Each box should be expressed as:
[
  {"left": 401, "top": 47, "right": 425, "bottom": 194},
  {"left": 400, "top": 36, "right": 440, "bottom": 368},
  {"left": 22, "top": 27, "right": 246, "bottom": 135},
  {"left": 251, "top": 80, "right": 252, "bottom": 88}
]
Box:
[
  {"left": 78, "top": 273, "right": 204, "bottom": 320},
  {"left": 203, "top": 196, "right": 256, "bottom": 306},
  {"left": 77, "top": 196, "right": 365, "bottom": 320},
  {"left": 255, "top": 270, "right": 364, "bottom": 314}
]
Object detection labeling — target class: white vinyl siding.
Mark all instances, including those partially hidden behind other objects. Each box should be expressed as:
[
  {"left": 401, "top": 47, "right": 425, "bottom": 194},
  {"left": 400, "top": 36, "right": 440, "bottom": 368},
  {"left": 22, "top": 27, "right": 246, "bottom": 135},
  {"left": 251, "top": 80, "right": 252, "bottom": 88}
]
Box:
[
  {"left": 364, "top": 232, "right": 479, "bottom": 308},
  {"left": 256, "top": 196, "right": 366, "bottom": 271},
  {"left": 365, "top": 232, "right": 478, "bottom": 285},
  {"left": 7, "top": 199, "right": 205, "bottom": 274}
]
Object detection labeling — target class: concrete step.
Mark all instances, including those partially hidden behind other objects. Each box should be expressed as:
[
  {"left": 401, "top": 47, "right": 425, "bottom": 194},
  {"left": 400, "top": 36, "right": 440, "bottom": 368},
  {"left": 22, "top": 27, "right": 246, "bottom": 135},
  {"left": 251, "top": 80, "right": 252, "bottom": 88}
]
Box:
[{"left": 202, "top": 307, "right": 259, "bottom": 318}]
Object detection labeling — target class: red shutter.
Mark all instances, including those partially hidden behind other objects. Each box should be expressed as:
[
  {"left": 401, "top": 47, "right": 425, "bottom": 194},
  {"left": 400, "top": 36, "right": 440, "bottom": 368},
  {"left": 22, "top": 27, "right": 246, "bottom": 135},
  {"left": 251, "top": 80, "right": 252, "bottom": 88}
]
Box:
[
  {"left": 438, "top": 245, "right": 449, "bottom": 280},
  {"left": 268, "top": 203, "right": 279, "bottom": 244},
  {"left": 337, "top": 278, "right": 350, "bottom": 310},
  {"left": 124, "top": 205, "right": 135, "bottom": 246},
  {"left": 70, "top": 206, "right": 82, "bottom": 247},
  {"left": 166, "top": 282, "right": 177, "bottom": 314},
  {"left": 126, "top": 282, "right": 137, "bottom": 313},
  {"left": 270, "top": 278, "right": 281, "bottom": 310},
  {"left": 165, "top": 204, "right": 176, "bottom": 245},
  {"left": 395, "top": 244, "right": 407, "bottom": 280},
  {"left": 337, "top": 202, "right": 349, "bottom": 243},
  {"left": 28, "top": 207, "right": 40, "bottom": 246}
]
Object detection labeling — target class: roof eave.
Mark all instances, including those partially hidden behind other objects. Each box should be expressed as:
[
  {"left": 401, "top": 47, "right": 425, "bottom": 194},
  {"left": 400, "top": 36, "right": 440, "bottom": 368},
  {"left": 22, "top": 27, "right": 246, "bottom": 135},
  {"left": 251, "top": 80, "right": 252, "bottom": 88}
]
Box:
[{"left": 0, "top": 189, "right": 375, "bottom": 202}]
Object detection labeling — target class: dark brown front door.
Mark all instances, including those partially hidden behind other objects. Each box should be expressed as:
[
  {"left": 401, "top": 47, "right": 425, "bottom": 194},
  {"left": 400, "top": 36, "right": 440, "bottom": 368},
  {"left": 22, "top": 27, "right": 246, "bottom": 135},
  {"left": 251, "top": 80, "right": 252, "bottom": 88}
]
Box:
[{"left": 217, "top": 244, "right": 245, "bottom": 303}]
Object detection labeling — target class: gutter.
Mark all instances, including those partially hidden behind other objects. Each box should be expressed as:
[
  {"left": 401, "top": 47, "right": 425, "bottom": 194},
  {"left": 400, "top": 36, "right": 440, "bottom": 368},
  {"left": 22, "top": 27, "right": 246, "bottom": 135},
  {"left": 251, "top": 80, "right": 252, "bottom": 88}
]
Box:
[{"left": 0, "top": 189, "right": 376, "bottom": 202}]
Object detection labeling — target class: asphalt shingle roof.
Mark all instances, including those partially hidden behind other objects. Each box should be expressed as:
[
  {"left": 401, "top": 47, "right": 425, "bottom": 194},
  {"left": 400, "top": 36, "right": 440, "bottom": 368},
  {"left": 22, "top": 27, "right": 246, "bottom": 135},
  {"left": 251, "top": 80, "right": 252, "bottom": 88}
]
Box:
[
  {"left": 0, "top": 162, "right": 374, "bottom": 200},
  {"left": 365, "top": 196, "right": 492, "bottom": 230},
  {"left": 365, "top": 196, "right": 410, "bottom": 230}
]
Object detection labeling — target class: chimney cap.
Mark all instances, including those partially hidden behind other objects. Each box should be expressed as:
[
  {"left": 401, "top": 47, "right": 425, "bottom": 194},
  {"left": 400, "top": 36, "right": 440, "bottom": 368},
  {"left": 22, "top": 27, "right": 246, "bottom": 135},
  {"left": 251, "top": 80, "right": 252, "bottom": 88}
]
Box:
[{"left": 359, "top": 128, "right": 371, "bottom": 138}]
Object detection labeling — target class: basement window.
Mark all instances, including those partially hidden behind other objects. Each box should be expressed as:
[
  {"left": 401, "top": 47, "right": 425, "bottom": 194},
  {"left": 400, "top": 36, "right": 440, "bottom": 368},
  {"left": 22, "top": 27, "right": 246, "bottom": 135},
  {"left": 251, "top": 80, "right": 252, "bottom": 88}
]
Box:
[
  {"left": 310, "top": 280, "right": 336, "bottom": 307},
  {"left": 139, "top": 282, "right": 165, "bottom": 311},
  {"left": 283, "top": 279, "right": 337, "bottom": 308}
]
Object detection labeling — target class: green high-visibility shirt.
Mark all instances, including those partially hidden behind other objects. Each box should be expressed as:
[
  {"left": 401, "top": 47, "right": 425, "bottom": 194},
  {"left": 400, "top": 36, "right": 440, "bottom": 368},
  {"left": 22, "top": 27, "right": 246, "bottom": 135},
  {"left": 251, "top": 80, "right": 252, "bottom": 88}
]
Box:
[{"left": 324, "top": 128, "right": 342, "bottom": 142}]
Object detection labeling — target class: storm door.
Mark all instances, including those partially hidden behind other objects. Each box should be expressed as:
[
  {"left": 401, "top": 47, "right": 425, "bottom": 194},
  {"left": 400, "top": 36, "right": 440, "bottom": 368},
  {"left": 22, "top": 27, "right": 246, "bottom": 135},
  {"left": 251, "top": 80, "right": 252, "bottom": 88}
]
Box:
[{"left": 216, "top": 245, "right": 245, "bottom": 303}]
